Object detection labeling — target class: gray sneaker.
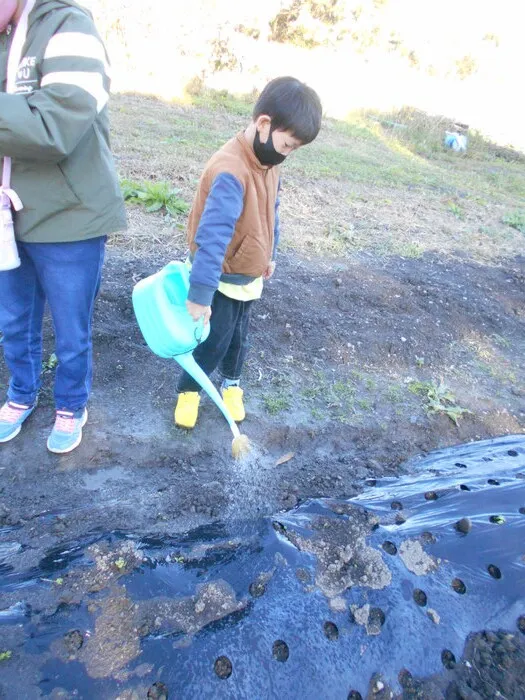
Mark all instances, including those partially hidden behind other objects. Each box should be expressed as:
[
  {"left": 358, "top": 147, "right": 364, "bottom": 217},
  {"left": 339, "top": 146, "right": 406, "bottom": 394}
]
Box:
[
  {"left": 0, "top": 401, "right": 36, "bottom": 443},
  {"left": 47, "top": 408, "right": 88, "bottom": 454}
]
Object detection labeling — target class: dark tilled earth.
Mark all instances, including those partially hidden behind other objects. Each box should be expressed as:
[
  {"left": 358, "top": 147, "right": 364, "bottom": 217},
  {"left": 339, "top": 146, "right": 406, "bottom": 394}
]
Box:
[{"left": 0, "top": 247, "right": 524, "bottom": 698}]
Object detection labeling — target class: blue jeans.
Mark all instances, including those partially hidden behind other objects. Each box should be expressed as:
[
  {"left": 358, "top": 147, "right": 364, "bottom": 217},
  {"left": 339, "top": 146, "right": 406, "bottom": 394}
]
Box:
[
  {"left": 0, "top": 237, "right": 106, "bottom": 411},
  {"left": 177, "top": 291, "right": 253, "bottom": 393}
]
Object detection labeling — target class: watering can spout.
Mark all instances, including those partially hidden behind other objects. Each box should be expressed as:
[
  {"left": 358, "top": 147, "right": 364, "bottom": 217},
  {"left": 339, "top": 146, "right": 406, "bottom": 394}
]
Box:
[{"left": 175, "top": 351, "right": 239, "bottom": 438}]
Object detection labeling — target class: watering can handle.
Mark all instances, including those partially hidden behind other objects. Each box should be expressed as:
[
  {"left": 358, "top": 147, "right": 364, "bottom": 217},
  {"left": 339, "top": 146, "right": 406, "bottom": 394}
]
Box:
[{"left": 194, "top": 318, "right": 206, "bottom": 344}]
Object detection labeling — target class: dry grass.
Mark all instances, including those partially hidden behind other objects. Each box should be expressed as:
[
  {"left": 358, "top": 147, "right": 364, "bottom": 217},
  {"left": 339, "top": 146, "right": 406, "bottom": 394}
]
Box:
[{"left": 109, "top": 92, "right": 525, "bottom": 262}]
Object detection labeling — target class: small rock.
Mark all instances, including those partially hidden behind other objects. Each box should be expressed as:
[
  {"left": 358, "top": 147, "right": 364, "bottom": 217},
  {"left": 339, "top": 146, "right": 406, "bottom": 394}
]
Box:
[
  {"left": 296, "top": 568, "right": 311, "bottom": 584},
  {"left": 329, "top": 596, "right": 347, "bottom": 613},
  {"left": 427, "top": 608, "right": 440, "bottom": 624},
  {"left": 511, "top": 386, "right": 525, "bottom": 397},
  {"left": 335, "top": 278, "right": 343, "bottom": 287}
]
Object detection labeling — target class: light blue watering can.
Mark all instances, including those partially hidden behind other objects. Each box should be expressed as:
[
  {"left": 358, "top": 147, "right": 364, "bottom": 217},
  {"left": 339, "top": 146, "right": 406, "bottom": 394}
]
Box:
[
  {"left": 132, "top": 261, "right": 210, "bottom": 358},
  {"left": 132, "top": 261, "right": 249, "bottom": 456}
]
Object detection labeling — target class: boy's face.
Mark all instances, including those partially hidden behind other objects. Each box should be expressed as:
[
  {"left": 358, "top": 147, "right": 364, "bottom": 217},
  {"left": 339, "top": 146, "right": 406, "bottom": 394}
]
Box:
[{"left": 257, "top": 117, "right": 302, "bottom": 156}]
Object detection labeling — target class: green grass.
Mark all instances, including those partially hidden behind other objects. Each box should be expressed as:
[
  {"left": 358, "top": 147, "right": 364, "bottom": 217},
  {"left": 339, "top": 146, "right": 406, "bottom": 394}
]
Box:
[
  {"left": 408, "top": 379, "right": 471, "bottom": 425},
  {"left": 502, "top": 209, "right": 525, "bottom": 234},
  {"left": 121, "top": 179, "right": 189, "bottom": 216},
  {"left": 385, "top": 384, "right": 404, "bottom": 403},
  {"left": 447, "top": 200, "right": 464, "bottom": 219},
  {"left": 299, "top": 372, "right": 361, "bottom": 423},
  {"left": 185, "top": 80, "right": 253, "bottom": 117},
  {"left": 263, "top": 390, "right": 291, "bottom": 415},
  {"left": 287, "top": 108, "right": 525, "bottom": 203}
]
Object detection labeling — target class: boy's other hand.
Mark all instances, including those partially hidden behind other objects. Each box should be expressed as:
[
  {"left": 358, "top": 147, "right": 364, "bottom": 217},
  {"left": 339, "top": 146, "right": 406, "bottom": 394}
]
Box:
[
  {"left": 263, "top": 261, "right": 276, "bottom": 280},
  {"left": 186, "top": 300, "right": 212, "bottom": 325}
]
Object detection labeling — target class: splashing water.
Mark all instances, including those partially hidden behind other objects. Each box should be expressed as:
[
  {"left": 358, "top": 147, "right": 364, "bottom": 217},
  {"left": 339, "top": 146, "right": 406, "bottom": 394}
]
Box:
[{"left": 225, "top": 442, "right": 278, "bottom": 520}]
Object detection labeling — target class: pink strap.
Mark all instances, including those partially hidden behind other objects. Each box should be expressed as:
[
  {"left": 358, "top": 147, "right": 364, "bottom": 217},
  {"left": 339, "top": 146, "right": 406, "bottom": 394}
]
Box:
[{"left": 1, "top": 0, "right": 36, "bottom": 198}]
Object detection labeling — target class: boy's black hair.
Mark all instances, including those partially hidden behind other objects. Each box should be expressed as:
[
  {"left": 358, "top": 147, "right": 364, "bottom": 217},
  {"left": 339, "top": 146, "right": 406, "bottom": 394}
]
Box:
[{"left": 253, "top": 76, "right": 322, "bottom": 145}]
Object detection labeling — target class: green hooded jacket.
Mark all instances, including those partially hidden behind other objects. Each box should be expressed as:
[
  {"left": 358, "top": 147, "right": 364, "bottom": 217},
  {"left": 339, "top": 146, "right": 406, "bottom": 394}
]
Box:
[{"left": 0, "top": 0, "right": 126, "bottom": 242}]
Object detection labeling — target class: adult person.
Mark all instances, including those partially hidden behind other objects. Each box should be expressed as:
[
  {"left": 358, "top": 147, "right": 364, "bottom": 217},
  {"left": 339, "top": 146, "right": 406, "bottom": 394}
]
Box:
[{"left": 0, "top": 0, "right": 126, "bottom": 453}]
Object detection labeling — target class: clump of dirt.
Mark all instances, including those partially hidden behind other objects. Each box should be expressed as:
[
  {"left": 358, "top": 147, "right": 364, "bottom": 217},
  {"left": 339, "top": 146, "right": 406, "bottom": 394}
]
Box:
[
  {"left": 351, "top": 603, "right": 387, "bottom": 636},
  {"left": 279, "top": 505, "right": 392, "bottom": 598},
  {"left": 398, "top": 538, "right": 440, "bottom": 576},
  {"left": 59, "top": 541, "right": 144, "bottom": 602},
  {"left": 136, "top": 579, "right": 246, "bottom": 638},
  {"left": 79, "top": 586, "right": 141, "bottom": 679}
]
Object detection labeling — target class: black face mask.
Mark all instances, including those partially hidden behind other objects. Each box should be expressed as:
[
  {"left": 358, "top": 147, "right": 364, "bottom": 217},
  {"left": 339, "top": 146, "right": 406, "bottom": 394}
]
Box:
[{"left": 253, "top": 128, "right": 287, "bottom": 167}]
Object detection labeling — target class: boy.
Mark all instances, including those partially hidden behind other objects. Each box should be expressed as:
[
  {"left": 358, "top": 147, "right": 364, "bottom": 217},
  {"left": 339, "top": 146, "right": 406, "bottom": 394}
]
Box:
[{"left": 175, "top": 75, "right": 322, "bottom": 429}]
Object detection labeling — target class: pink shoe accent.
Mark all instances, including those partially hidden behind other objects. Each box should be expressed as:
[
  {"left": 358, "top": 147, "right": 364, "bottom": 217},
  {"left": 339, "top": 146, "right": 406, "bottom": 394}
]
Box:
[
  {"left": 0, "top": 401, "right": 31, "bottom": 424},
  {"left": 53, "top": 410, "right": 76, "bottom": 434}
]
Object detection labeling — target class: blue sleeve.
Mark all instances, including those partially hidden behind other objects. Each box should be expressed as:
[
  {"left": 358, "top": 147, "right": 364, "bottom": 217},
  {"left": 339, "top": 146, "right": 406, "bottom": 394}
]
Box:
[
  {"left": 272, "top": 178, "right": 281, "bottom": 260},
  {"left": 188, "top": 172, "right": 244, "bottom": 306}
]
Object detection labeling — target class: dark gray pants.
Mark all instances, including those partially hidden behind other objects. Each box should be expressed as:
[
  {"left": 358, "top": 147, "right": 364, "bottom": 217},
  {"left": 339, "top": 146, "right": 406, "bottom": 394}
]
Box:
[{"left": 177, "top": 291, "right": 253, "bottom": 393}]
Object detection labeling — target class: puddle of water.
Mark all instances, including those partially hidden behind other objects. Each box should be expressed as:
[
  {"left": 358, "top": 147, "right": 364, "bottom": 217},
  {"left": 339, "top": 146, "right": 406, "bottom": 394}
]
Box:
[{"left": 82, "top": 466, "right": 133, "bottom": 491}]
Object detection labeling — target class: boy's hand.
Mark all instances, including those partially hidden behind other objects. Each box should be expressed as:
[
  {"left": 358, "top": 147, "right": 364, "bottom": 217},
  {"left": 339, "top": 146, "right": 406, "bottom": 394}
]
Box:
[
  {"left": 263, "top": 261, "right": 276, "bottom": 280},
  {"left": 186, "top": 300, "right": 212, "bottom": 325}
]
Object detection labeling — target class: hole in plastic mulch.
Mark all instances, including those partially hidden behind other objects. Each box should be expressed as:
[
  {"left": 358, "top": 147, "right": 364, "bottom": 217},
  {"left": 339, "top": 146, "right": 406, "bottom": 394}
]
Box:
[
  {"left": 487, "top": 564, "right": 502, "bottom": 579},
  {"left": 489, "top": 515, "right": 506, "bottom": 524},
  {"left": 323, "top": 621, "right": 339, "bottom": 641},
  {"left": 452, "top": 578, "right": 466, "bottom": 594},
  {"left": 272, "top": 640, "right": 289, "bottom": 662},
  {"left": 441, "top": 649, "right": 456, "bottom": 670},
  {"left": 413, "top": 589, "right": 427, "bottom": 607},
  {"left": 347, "top": 692, "right": 363, "bottom": 700},
  {"left": 398, "top": 669, "right": 413, "bottom": 687},
  {"left": 382, "top": 541, "right": 397, "bottom": 555},
  {"left": 214, "top": 655, "right": 233, "bottom": 679}
]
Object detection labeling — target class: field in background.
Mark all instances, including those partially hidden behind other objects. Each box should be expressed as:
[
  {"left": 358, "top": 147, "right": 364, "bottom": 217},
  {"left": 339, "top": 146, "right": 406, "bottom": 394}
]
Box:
[
  {"left": 110, "top": 91, "right": 525, "bottom": 263},
  {"left": 85, "top": 0, "right": 525, "bottom": 151}
]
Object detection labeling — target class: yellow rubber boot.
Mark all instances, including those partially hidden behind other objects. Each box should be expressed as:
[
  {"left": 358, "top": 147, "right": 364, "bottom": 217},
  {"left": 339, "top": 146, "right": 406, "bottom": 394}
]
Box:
[
  {"left": 222, "top": 386, "right": 245, "bottom": 422},
  {"left": 174, "top": 392, "right": 200, "bottom": 428}
]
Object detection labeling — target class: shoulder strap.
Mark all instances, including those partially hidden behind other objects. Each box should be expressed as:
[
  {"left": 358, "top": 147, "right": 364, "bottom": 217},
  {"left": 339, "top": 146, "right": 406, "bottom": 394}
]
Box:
[{"left": 2, "top": 0, "right": 36, "bottom": 195}]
